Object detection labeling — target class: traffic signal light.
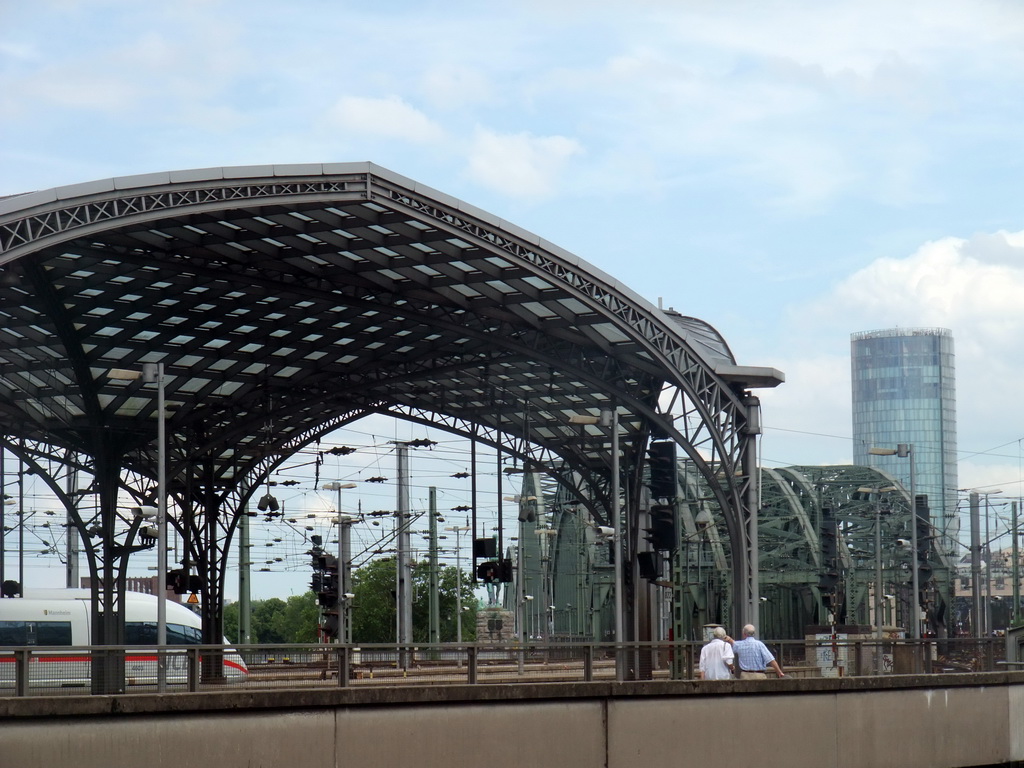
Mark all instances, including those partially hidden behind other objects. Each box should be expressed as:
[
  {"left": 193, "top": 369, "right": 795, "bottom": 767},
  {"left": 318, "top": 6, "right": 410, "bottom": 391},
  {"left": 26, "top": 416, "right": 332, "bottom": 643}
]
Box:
[
  {"left": 311, "top": 553, "right": 339, "bottom": 611},
  {"left": 476, "top": 561, "right": 500, "bottom": 583},
  {"left": 313, "top": 552, "right": 337, "bottom": 574},
  {"left": 473, "top": 537, "right": 497, "bottom": 559},
  {"left": 498, "top": 559, "right": 514, "bottom": 582},
  {"left": 819, "top": 506, "right": 839, "bottom": 593},
  {"left": 648, "top": 441, "right": 677, "bottom": 499},
  {"left": 646, "top": 504, "right": 677, "bottom": 551},
  {"left": 818, "top": 570, "right": 840, "bottom": 590},
  {"left": 322, "top": 610, "right": 340, "bottom": 640},
  {"left": 637, "top": 551, "right": 660, "bottom": 581},
  {"left": 1, "top": 579, "right": 20, "bottom": 598},
  {"left": 820, "top": 506, "right": 837, "bottom": 562},
  {"left": 166, "top": 569, "right": 187, "bottom": 595},
  {"left": 318, "top": 570, "right": 336, "bottom": 600}
]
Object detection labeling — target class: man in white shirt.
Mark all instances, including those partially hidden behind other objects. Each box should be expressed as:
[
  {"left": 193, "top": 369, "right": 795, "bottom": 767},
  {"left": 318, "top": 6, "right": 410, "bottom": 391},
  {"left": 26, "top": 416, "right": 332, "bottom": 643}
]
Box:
[{"left": 698, "top": 626, "right": 735, "bottom": 680}]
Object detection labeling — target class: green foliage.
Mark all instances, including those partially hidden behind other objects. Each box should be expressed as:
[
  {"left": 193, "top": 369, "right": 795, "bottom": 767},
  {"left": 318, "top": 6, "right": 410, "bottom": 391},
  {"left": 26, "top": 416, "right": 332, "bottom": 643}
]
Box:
[
  {"left": 221, "top": 592, "right": 320, "bottom": 644},
  {"left": 351, "top": 558, "right": 398, "bottom": 644},
  {"left": 223, "top": 601, "right": 240, "bottom": 643},
  {"left": 278, "top": 592, "right": 320, "bottom": 643},
  {"left": 351, "top": 557, "right": 477, "bottom": 644},
  {"left": 222, "top": 560, "right": 477, "bottom": 646}
]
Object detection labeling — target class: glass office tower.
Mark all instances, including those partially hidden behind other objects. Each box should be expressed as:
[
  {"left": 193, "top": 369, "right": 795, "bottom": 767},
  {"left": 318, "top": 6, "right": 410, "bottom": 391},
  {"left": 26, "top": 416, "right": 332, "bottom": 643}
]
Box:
[{"left": 851, "top": 328, "right": 958, "bottom": 554}]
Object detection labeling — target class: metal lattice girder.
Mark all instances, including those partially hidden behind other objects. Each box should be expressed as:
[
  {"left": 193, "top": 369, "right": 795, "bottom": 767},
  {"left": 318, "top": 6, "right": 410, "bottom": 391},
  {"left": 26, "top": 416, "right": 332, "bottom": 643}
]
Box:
[
  {"left": 754, "top": 465, "right": 954, "bottom": 636},
  {"left": 0, "top": 163, "right": 783, "bottom": 648}
]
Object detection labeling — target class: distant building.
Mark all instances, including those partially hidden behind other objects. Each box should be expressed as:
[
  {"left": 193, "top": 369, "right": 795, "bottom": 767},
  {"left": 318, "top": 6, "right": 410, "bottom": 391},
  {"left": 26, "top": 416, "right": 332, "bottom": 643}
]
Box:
[{"left": 851, "top": 328, "right": 958, "bottom": 554}]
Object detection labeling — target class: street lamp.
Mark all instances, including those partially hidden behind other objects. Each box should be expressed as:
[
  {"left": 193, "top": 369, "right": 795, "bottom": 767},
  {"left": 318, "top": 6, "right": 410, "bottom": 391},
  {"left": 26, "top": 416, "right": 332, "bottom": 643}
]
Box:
[
  {"left": 110, "top": 363, "right": 167, "bottom": 690},
  {"left": 857, "top": 484, "right": 897, "bottom": 674},
  {"left": 569, "top": 408, "right": 622, "bottom": 681},
  {"left": 535, "top": 527, "right": 558, "bottom": 640},
  {"left": 978, "top": 489, "right": 1003, "bottom": 636},
  {"left": 322, "top": 482, "right": 357, "bottom": 644},
  {"left": 869, "top": 444, "right": 918, "bottom": 639},
  {"left": 1, "top": 495, "right": 13, "bottom": 591},
  {"left": 444, "top": 524, "right": 470, "bottom": 645}
]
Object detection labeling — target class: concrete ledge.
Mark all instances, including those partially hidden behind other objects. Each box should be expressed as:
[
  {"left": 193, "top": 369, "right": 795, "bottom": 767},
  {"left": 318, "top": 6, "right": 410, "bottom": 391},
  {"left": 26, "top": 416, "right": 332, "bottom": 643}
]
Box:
[
  {"left": 3, "top": 674, "right": 1024, "bottom": 768},
  {"left": 4, "top": 671, "right": 1024, "bottom": 719}
]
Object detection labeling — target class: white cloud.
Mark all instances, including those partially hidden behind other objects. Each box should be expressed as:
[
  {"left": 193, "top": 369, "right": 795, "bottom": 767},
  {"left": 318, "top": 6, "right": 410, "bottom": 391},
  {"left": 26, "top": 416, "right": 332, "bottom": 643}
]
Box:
[
  {"left": 464, "top": 128, "right": 583, "bottom": 199},
  {"left": 420, "top": 66, "right": 494, "bottom": 111},
  {"left": 827, "top": 231, "right": 1024, "bottom": 338},
  {"left": 772, "top": 230, "right": 1024, "bottom": 496},
  {"left": 758, "top": 352, "right": 854, "bottom": 468},
  {"left": 326, "top": 96, "right": 445, "bottom": 144}
]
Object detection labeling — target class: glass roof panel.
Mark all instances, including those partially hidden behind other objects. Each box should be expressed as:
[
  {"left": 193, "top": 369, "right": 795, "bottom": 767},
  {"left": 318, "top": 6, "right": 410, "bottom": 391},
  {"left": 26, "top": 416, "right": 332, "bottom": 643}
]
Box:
[
  {"left": 520, "top": 302, "right": 557, "bottom": 319},
  {"left": 485, "top": 281, "right": 515, "bottom": 295},
  {"left": 523, "top": 276, "right": 554, "bottom": 291},
  {"left": 557, "top": 298, "right": 591, "bottom": 315}
]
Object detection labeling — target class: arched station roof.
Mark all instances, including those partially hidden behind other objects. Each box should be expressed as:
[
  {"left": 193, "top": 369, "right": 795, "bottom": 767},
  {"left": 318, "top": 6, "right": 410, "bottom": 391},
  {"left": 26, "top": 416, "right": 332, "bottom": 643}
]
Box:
[
  {"left": 0, "top": 162, "right": 782, "bottom": 637},
  {"left": 0, "top": 163, "right": 779, "bottom": 490}
]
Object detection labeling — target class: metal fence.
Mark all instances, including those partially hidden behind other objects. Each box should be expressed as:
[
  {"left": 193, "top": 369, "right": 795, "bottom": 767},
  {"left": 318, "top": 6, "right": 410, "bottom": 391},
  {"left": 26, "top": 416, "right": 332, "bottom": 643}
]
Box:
[{"left": 0, "top": 637, "right": 1010, "bottom": 697}]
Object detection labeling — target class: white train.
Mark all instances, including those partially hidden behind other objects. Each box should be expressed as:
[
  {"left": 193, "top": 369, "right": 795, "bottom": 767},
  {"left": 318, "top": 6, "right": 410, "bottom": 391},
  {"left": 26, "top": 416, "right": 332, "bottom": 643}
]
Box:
[{"left": 0, "top": 589, "right": 248, "bottom": 688}]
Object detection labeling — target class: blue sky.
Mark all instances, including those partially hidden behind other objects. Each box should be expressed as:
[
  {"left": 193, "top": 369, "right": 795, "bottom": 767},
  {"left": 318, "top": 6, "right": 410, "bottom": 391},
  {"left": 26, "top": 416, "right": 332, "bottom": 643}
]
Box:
[{"left": 4, "top": 0, "right": 1024, "bottom": 596}]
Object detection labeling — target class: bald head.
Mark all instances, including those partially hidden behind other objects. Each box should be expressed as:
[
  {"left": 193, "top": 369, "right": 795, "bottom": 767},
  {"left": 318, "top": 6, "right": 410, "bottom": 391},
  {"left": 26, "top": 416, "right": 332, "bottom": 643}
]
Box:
[{"left": 743, "top": 624, "right": 756, "bottom": 637}]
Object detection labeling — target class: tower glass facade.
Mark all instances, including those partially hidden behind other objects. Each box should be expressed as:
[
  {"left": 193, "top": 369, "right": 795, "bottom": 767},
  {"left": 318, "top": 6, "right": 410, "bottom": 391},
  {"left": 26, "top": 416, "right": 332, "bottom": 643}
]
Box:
[{"left": 851, "top": 328, "right": 958, "bottom": 553}]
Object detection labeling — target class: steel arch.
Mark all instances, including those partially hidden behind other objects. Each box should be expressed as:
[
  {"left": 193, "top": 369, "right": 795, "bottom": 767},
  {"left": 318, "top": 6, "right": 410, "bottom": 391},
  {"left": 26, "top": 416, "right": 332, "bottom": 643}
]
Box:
[{"left": 0, "top": 163, "right": 782, "bottom": 679}]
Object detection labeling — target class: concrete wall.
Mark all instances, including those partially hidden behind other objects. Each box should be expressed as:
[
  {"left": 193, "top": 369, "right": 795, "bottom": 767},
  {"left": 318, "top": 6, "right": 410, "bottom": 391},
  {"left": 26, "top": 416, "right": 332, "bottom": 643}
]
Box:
[{"left": 2, "top": 675, "right": 1023, "bottom": 768}]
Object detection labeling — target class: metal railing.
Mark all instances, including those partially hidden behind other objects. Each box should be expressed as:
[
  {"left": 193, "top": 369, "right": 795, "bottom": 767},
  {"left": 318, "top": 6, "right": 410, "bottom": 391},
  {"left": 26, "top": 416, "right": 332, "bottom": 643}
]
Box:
[{"left": 0, "top": 637, "right": 1009, "bottom": 698}]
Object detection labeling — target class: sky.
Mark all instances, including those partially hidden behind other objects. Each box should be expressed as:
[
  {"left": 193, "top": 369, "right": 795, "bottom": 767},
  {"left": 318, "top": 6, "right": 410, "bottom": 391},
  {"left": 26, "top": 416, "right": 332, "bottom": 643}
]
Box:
[{"left": 3, "top": 0, "right": 1024, "bottom": 599}]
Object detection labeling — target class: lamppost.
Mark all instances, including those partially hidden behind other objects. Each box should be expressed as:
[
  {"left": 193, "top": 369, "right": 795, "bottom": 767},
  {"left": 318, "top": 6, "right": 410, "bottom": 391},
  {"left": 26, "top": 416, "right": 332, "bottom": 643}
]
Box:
[
  {"left": 445, "top": 523, "right": 470, "bottom": 645},
  {"left": 869, "top": 444, "right": 918, "bottom": 639},
  {"left": 857, "top": 484, "right": 897, "bottom": 674},
  {"left": 536, "top": 527, "right": 558, "bottom": 640},
  {"left": 979, "top": 489, "right": 1003, "bottom": 636},
  {"left": 969, "top": 491, "right": 983, "bottom": 637},
  {"left": 1013, "top": 500, "right": 1021, "bottom": 628},
  {"left": 111, "top": 363, "right": 167, "bottom": 690},
  {"left": 322, "top": 481, "right": 357, "bottom": 644},
  {"left": 0, "top": 494, "right": 12, "bottom": 590},
  {"left": 569, "top": 408, "right": 622, "bottom": 681}
]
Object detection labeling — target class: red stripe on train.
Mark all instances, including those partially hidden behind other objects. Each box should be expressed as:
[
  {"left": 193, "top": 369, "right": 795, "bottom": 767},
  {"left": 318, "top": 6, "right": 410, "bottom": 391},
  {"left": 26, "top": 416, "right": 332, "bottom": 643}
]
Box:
[{"left": 0, "top": 654, "right": 248, "bottom": 674}]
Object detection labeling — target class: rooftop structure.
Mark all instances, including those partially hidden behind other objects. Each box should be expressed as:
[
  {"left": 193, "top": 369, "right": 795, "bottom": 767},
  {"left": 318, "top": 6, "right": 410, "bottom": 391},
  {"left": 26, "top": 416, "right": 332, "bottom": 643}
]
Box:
[{"left": 851, "top": 328, "right": 958, "bottom": 554}]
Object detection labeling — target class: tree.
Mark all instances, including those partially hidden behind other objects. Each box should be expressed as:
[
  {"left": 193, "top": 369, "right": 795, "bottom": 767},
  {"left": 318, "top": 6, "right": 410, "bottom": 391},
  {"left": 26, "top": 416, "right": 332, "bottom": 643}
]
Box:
[
  {"left": 277, "top": 592, "right": 320, "bottom": 642},
  {"left": 221, "top": 593, "right": 320, "bottom": 644},
  {"left": 351, "top": 557, "right": 477, "bottom": 643},
  {"left": 223, "top": 601, "right": 240, "bottom": 643}
]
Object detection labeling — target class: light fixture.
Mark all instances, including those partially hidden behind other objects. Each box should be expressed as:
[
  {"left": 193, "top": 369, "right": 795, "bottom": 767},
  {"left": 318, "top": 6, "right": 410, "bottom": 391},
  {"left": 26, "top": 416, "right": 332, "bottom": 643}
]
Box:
[
  {"left": 322, "top": 482, "right": 357, "bottom": 492},
  {"left": 257, "top": 493, "right": 279, "bottom": 512},
  {"left": 110, "top": 363, "right": 168, "bottom": 690},
  {"left": 568, "top": 411, "right": 613, "bottom": 427}
]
